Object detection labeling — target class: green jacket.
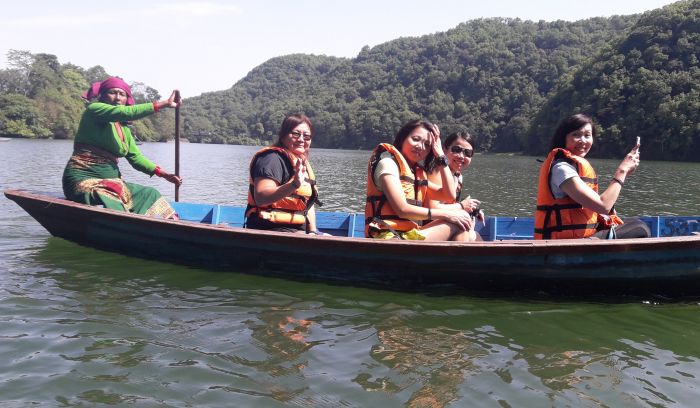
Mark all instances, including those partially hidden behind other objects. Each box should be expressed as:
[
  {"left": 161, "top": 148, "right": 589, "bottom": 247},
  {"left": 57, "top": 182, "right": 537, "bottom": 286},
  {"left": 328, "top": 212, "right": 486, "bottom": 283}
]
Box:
[{"left": 74, "top": 102, "right": 158, "bottom": 174}]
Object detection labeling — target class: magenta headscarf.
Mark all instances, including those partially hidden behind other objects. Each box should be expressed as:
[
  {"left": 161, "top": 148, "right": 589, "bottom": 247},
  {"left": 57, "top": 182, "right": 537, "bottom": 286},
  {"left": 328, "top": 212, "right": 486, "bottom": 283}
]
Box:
[{"left": 83, "top": 77, "right": 135, "bottom": 106}]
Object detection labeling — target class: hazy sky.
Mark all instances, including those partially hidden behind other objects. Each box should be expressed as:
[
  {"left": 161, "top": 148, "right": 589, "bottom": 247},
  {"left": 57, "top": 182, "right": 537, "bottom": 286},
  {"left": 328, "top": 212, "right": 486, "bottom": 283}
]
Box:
[{"left": 1, "top": 0, "right": 677, "bottom": 98}]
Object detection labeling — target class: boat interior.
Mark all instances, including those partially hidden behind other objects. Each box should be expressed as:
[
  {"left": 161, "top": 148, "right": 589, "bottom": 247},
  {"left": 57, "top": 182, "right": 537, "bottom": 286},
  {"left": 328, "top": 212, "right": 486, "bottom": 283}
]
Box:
[{"left": 170, "top": 202, "right": 699, "bottom": 240}]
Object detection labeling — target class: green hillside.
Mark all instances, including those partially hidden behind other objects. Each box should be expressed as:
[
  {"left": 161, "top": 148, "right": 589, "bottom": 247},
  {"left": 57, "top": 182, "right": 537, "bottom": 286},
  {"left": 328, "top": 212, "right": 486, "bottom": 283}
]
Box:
[
  {"left": 526, "top": 0, "right": 700, "bottom": 161},
  {"left": 2, "top": 1, "right": 699, "bottom": 161},
  {"left": 183, "top": 16, "right": 638, "bottom": 152},
  {"left": 0, "top": 51, "right": 175, "bottom": 142}
]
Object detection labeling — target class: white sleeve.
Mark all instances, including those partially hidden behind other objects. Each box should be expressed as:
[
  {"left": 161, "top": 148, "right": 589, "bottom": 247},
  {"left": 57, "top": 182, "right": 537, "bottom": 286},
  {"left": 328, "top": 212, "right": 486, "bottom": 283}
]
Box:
[
  {"left": 550, "top": 161, "right": 579, "bottom": 199},
  {"left": 372, "top": 154, "right": 400, "bottom": 192}
]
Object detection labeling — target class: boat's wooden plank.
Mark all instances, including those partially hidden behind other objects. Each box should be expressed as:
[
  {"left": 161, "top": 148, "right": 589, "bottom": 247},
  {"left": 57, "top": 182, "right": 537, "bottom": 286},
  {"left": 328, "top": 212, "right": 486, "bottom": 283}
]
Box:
[
  {"left": 168, "top": 201, "right": 700, "bottom": 240},
  {"left": 171, "top": 202, "right": 215, "bottom": 223},
  {"left": 351, "top": 214, "right": 364, "bottom": 237},
  {"left": 656, "top": 216, "right": 700, "bottom": 237},
  {"left": 491, "top": 217, "right": 535, "bottom": 241},
  {"left": 217, "top": 206, "right": 246, "bottom": 227},
  {"left": 316, "top": 212, "right": 356, "bottom": 236}
]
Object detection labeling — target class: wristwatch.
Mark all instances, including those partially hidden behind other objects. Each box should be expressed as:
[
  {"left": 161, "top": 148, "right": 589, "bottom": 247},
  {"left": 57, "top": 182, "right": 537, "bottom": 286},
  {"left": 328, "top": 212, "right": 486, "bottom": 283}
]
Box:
[{"left": 437, "top": 155, "right": 449, "bottom": 167}]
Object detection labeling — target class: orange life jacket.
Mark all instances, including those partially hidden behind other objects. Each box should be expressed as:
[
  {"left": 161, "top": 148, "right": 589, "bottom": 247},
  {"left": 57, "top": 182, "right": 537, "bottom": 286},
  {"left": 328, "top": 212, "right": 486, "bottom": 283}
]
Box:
[
  {"left": 245, "top": 146, "right": 317, "bottom": 226},
  {"left": 535, "top": 148, "right": 621, "bottom": 239},
  {"left": 426, "top": 171, "right": 461, "bottom": 204},
  {"left": 365, "top": 143, "right": 429, "bottom": 237}
]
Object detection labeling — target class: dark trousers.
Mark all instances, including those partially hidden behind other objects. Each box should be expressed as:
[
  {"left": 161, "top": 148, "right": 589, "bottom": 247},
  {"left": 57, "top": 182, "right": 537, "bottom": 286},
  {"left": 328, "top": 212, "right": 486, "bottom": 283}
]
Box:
[
  {"left": 245, "top": 215, "right": 305, "bottom": 233},
  {"left": 592, "top": 217, "right": 651, "bottom": 239}
]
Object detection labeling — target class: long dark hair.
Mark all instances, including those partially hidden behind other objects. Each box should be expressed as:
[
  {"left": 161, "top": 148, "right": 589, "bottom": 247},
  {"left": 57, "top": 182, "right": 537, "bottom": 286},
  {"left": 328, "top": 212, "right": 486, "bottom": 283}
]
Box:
[
  {"left": 392, "top": 119, "right": 436, "bottom": 167},
  {"left": 549, "top": 114, "right": 596, "bottom": 151},
  {"left": 274, "top": 113, "right": 313, "bottom": 148}
]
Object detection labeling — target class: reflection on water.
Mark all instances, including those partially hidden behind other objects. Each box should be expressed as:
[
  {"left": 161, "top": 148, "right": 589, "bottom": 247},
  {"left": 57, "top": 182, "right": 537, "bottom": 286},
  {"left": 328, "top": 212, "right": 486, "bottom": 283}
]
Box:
[
  {"left": 366, "top": 315, "right": 487, "bottom": 407},
  {"left": 1, "top": 239, "right": 700, "bottom": 406},
  {"left": 6, "top": 243, "right": 700, "bottom": 406},
  {"left": 2, "top": 140, "right": 700, "bottom": 406}
]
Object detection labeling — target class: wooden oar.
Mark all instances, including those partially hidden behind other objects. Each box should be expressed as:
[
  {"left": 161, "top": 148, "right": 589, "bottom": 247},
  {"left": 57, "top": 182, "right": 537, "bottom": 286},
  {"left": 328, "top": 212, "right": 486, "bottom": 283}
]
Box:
[{"left": 174, "top": 90, "right": 181, "bottom": 202}]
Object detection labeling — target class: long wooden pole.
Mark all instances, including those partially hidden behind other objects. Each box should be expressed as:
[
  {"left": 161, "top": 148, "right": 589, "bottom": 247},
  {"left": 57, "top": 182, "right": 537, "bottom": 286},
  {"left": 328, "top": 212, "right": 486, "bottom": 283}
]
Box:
[{"left": 174, "top": 90, "right": 181, "bottom": 202}]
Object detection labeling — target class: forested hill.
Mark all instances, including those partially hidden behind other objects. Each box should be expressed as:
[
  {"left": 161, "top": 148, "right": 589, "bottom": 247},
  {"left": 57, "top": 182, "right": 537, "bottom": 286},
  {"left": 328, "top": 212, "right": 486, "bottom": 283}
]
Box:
[
  {"left": 2, "top": 1, "right": 699, "bottom": 161},
  {"left": 183, "top": 1, "right": 700, "bottom": 161},
  {"left": 183, "top": 15, "right": 640, "bottom": 152},
  {"left": 0, "top": 52, "right": 176, "bottom": 143},
  {"left": 526, "top": 0, "right": 700, "bottom": 161}
]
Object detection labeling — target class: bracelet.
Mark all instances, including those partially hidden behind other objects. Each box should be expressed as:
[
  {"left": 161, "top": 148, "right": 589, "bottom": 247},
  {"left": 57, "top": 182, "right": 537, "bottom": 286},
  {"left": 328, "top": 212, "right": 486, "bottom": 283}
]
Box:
[
  {"left": 427, "top": 208, "right": 432, "bottom": 221},
  {"left": 611, "top": 177, "right": 624, "bottom": 187},
  {"left": 154, "top": 166, "right": 162, "bottom": 177}
]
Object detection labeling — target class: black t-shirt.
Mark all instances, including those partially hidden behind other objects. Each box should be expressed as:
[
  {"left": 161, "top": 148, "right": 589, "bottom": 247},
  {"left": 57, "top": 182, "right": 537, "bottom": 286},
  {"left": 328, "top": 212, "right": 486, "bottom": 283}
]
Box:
[
  {"left": 247, "top": 150, "right": 303, "bottom": 231},
  {"left": 250, "top": 150, "right": 293, "bottom": 185}
]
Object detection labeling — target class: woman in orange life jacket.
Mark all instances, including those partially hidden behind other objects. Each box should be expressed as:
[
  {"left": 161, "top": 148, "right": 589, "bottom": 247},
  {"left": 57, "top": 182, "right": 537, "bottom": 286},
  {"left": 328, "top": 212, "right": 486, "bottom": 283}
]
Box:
[
  {"left": 245, "top": 113, "right": 323, "bottom": 234},
  {"left": 426, "top": 131, "right": 484, "bottom": 231},
  {"left": 365, "top": 119, "right": 477, "bottom": 241},
  {"left": 534, "top": 113, "right": 651, "bottom": 240}
]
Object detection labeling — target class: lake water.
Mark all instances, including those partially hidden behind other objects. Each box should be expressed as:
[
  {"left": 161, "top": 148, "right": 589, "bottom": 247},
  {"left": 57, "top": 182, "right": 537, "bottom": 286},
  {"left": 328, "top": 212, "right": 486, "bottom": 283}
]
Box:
[{"left": 2, "top": 139, "right": 700, "bottom": 407}]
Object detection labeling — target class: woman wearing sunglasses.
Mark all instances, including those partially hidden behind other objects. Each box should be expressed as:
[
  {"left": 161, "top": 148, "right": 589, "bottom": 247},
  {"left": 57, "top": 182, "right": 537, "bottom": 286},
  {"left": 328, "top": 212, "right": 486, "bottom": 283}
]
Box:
[
  {"left": 425, "top": 131, "right": 483, "bottom": 226},
  {"left": 365, "top": 120, "right": 477, "bottom": 241},
  {"left": 245, "top": 113, "right": 322, "bottom": 234}
]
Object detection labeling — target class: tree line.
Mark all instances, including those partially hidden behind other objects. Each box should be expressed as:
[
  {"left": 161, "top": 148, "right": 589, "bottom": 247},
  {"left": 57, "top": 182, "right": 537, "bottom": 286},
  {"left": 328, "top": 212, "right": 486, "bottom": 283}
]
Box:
[
  {"left": 525, "top": 0, "right": 700, "bottom": 161},
  {"left": 0, "top": 50, "right": 174, "bottom": 143},
  {"left": 1, "top": 0, "right": 699, "bottom": 161}
]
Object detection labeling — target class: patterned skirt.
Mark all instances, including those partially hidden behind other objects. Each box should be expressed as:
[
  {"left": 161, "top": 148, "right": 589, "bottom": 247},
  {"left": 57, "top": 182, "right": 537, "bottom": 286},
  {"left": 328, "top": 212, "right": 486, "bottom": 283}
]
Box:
[{"left": 62, "top": 145, "right": 177, "bottom": 219}]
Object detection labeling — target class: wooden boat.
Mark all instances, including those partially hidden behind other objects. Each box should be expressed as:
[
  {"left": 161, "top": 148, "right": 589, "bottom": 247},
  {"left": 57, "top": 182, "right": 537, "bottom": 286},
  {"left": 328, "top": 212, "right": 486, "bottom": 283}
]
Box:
[{"left": 5, "top": 189, "right": 700, "bottom": 297}]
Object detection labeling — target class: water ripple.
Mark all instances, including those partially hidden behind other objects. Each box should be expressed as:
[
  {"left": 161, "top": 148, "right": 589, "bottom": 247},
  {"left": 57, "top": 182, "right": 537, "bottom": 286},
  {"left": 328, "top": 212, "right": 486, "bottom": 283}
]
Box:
[{"left": 3, "top": 141, "right": 700, "bottom": 406}]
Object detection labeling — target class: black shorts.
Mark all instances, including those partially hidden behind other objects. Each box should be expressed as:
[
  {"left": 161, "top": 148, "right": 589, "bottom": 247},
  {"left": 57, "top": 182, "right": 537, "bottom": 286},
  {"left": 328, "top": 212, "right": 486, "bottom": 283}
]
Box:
[{"left": 245, "top": 215, "right": 305, "bottom": 233}]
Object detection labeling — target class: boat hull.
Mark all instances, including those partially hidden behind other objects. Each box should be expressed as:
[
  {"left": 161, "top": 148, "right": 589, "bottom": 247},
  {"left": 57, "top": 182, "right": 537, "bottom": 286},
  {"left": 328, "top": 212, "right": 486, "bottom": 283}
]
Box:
[{"left": 5, "top": 189, "right": 700, "bottom": 297}]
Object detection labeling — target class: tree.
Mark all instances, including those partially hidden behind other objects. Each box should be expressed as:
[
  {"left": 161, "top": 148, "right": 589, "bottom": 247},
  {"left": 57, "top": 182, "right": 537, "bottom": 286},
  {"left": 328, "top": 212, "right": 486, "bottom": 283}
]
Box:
[
  {"left": 183, "top": 15, "right": 641, "bottom": 152},
  {"left": 84, "top": 65, "right": 110, "bottom": 84},
  {"left": 0, "top": 93, "right": 51, "bottom": 137},
  {"left": 0, "top": 51, "right": 163, "bottom": 140},
  {"left": 526, "top": 0, "right": 700, "bottom": 161}
]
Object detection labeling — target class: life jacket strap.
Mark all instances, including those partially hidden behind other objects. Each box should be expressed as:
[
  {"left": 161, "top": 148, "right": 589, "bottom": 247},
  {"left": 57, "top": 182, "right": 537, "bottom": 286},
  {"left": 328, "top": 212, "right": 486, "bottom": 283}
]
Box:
[
  {"left": 369, "top": 217, "right": 407, "bottom": 240},
  {"left": 536, "top": 203, "right": 592, "bottom": 239}
]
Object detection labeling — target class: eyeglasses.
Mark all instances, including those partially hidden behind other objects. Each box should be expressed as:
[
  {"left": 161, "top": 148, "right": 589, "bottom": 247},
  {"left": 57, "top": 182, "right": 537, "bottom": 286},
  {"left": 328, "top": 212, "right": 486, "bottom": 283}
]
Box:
[
  {"left": 450, "top": 145, "right": 473, "bottom": 157},
  {"left": 290, "top": 131, "right": 312, "bottom": 141}
]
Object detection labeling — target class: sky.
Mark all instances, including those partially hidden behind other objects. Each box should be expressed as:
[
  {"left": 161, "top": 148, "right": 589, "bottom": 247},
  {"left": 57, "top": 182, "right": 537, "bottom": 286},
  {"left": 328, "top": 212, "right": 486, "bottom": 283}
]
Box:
[{"left": 0, "top": 0, "right": 678, "bottom": 98}]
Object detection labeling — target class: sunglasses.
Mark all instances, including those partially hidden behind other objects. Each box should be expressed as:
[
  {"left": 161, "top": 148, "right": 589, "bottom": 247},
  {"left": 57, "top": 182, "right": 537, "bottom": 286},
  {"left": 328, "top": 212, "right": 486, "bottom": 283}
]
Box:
[{"left": 449, "top": 145, "right": 474, "bottom": 158}]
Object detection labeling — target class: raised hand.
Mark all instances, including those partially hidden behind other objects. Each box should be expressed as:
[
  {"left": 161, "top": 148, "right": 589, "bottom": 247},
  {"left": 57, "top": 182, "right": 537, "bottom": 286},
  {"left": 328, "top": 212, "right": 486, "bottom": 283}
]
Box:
[
  {"left": 168, "top": 90, "right": 181, "bottom": 108},
  {"left": 428, "top": 123, "right": 445, "bottom": 157},
  {"left": 620, "top": 145, "right": 640, "bottom": 176},
  {"left": 155, "top": 90, "right": 181, "bottom": 110},
  {"left": 292, "top": 158, "right": 306, "bottom": 188}
]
